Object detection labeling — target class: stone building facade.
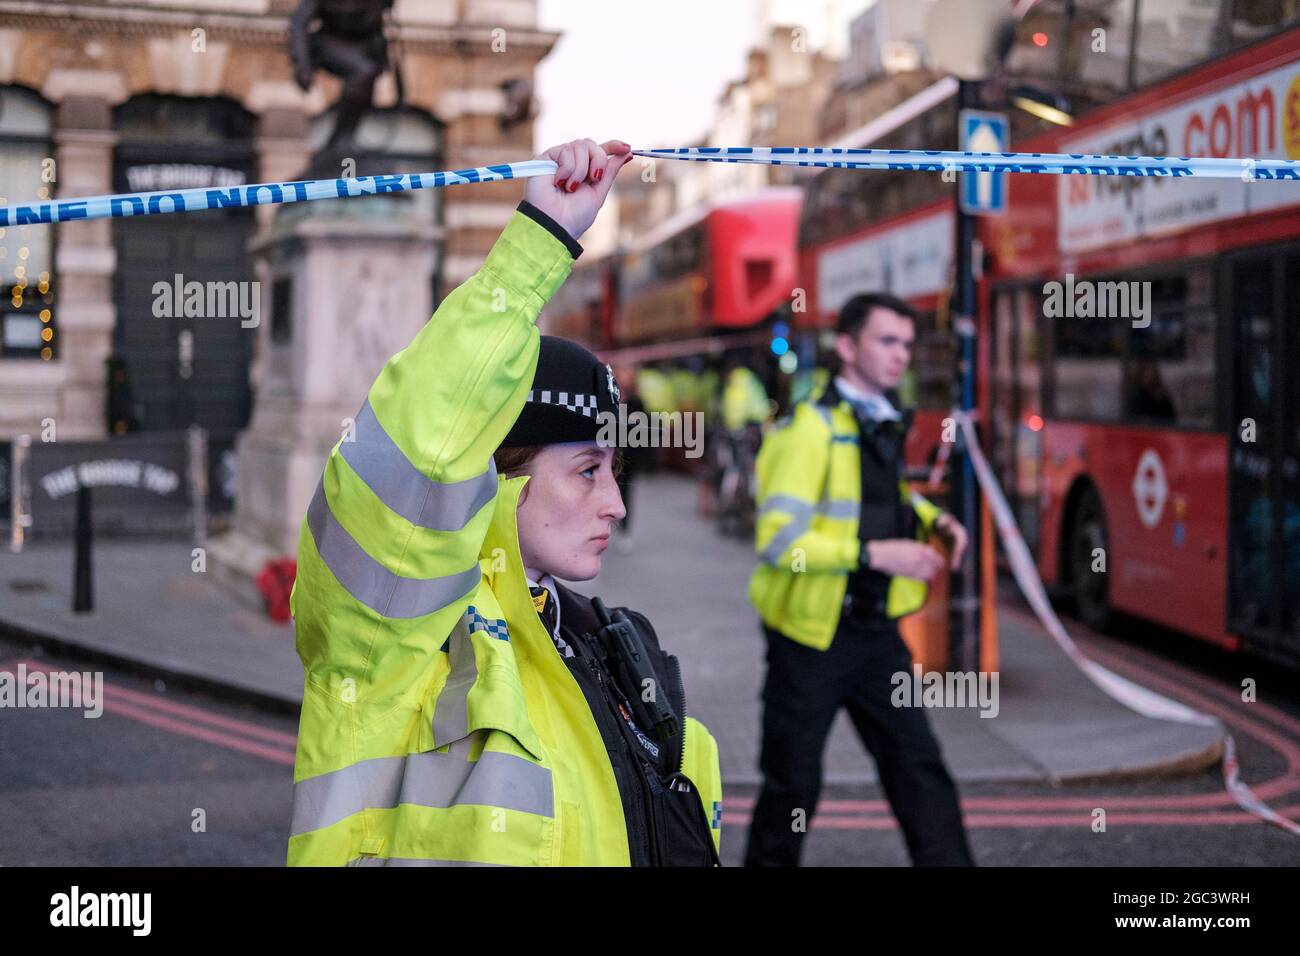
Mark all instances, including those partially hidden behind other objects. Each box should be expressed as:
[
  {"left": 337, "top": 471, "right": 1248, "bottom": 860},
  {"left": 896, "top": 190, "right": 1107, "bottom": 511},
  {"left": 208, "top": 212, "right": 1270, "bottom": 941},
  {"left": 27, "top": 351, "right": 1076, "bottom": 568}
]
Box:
[{"left": 0, "top": 0, "right": 557, "bottom": 450}]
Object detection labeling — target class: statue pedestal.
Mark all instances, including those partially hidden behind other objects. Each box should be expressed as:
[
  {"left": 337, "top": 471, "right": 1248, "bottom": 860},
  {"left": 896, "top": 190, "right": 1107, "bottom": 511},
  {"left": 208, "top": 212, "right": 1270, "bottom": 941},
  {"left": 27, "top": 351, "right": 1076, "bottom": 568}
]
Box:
[{"left": 207, "top": 194, "right": 441, "bottom": 609}]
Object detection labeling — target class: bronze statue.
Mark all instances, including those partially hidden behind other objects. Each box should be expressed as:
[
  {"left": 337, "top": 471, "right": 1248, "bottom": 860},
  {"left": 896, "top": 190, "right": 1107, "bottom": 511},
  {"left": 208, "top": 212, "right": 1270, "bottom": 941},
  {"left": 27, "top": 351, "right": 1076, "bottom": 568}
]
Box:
[{"left": 290, "top": 0, "right": 404, "bottom": 163}]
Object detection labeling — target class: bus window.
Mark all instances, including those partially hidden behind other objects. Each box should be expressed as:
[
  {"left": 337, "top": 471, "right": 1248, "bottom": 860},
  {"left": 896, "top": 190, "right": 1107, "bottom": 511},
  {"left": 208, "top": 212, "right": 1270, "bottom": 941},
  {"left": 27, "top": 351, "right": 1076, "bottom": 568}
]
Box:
[
  {"left": 1134, "top": 0, "right": 1231, "bottom": 87},
  {"left": 991, "top": 286, "right": 1044, "bottom": 550},
  {"left": 1125, "top": 268, "right": 1216, "bottom": 427},
  {"left": 1050, "top": 285, "right": 1125, "bottom": 422}
]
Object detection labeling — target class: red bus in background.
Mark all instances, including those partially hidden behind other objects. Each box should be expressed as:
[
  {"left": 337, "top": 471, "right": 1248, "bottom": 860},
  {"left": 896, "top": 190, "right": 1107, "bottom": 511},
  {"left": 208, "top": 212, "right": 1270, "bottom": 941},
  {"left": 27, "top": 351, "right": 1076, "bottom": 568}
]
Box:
[
  {"left": 615, "top": 189, "right": 802, "bottom": 349},
  {"left": 797, "top": 27, "right": 1300, "bottom": 668},
  {"left": 795, "top": 200, "right": 956, "bottom": 474},
  {"left": 539, "top": 256, "right": 616, "bottom": 347},
  {"left": 986, "top": 26, "right": 1300, "bottom": 668},
  {"left": 540, "top": 189, "right": 802, "bottom": 365}
]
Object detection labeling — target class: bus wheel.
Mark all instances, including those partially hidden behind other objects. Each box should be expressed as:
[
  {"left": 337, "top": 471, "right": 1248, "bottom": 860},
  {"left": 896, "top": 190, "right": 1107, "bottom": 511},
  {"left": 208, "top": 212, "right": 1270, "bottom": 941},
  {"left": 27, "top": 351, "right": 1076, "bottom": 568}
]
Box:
[{"left": 1069, "top": 484, "right": 1111, "bottom": 631}]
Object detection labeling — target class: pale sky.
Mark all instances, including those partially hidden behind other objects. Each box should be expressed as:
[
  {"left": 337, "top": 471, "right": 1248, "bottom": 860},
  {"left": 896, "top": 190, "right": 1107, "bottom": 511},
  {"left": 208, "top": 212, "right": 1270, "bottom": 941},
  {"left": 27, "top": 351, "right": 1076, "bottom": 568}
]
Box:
[{"left": 534, "top": 0, "right": 765, "bottom": 154}]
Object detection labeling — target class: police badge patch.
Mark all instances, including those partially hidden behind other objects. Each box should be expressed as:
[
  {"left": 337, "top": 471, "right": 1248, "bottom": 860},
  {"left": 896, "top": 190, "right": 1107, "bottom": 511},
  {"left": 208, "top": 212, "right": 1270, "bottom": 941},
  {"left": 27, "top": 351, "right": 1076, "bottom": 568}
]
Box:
[{"left": 605, "top": 363, "right": 621, "bottom": 404}]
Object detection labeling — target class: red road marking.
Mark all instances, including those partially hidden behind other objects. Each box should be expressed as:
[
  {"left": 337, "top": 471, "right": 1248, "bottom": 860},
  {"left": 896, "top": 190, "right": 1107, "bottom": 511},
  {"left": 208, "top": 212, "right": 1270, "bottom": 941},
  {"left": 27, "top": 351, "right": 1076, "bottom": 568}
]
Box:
[
  {"left": 1003, "top": 603, "right": 1300, "bottom": 738},
  {"left": 721, "top": 805, "right": 1300, "bottom": 830},
  {"left": 721, "top": 613, "right": 1300, "bottom": 825},
  {"left": 6, "top": 659, "right": 297, "bottom": 766},
  {"left": 17, "top": 659, "right": 299, "bottom": 747},
  {"left": 95, "top": 696, "right": 296, "bottom": 765},
  {"left": 725, "top": 790, "right": 1299, "bottom": 812},
  {"left": 1066, "top": 635, "right": 1300, "bottom": 781}
]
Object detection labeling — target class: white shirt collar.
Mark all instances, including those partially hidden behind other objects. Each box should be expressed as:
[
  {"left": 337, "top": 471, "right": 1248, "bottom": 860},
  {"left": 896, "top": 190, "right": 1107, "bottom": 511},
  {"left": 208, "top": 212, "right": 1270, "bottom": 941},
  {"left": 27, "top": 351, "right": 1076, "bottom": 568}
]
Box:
[
  {"left": 834, "top": 375, "right": 901, "bottom": 422},
  {"left": 525, "top": 573, "right": 562, "bottom": 637}
]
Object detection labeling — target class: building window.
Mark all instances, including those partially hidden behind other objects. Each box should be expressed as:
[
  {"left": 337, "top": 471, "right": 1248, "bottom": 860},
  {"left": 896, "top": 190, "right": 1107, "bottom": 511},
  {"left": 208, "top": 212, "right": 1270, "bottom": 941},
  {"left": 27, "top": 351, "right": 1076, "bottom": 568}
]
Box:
[
  {"left": 0, "top": 87, "right": 55, "bottom": 361},
  {"left": 1230, "top": 0, "right": 1300, "bottom": 47},
  {"left": 1071, "top": 0, "right": 1140, "bottom": 94},
  {"left": 1133, "top": 0, "right": 1233, "bottom": 87}
]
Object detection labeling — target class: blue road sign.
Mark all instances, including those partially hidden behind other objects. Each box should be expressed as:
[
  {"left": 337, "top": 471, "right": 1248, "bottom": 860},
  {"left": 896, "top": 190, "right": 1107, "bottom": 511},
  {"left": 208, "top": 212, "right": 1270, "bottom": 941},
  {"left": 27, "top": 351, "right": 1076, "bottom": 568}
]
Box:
[{"left": 959, "top": 109, "right": 1009, "bottom": 215}]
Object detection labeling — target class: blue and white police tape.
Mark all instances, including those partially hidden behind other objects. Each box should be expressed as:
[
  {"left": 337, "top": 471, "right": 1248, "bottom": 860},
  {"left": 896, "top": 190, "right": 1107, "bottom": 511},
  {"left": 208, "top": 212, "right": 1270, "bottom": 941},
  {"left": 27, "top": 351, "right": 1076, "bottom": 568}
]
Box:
[
  {"left": 632, "top": 146, "right": 1300, "bottom": 180},
  {"left": 0, "top": 159, "right": 560, "bottom": 227},
  {"left": 5, "top": 146, "right": 1300, "bottom": 227}
]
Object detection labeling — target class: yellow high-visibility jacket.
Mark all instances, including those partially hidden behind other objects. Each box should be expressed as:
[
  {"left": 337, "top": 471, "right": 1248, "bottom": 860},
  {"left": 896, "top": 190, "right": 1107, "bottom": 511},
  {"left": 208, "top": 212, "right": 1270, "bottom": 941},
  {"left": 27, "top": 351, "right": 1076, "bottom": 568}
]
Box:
[
  {"left": 722, "top": 367, "right": 771, "bottom": 431},
  {"left": 747, "top": 391, "right": 942, "bottom": 651},
  {"left": 287, "top": 208, "right": 723, "bottom": 866}
]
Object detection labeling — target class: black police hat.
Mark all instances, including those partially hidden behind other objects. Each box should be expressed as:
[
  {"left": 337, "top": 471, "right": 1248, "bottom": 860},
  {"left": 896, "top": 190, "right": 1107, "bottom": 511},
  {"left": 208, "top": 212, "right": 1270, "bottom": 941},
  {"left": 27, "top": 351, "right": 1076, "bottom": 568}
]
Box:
[{"left": 499, "top": 335, "right": 624, "bottom": 448}]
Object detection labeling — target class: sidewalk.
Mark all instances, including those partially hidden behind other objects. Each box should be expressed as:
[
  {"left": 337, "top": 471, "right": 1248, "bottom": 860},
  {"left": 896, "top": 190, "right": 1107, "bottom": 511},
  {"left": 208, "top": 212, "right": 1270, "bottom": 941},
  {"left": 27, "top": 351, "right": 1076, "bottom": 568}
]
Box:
[
  {"left": 0, "top": 537, "right": 301, "bottom": 712},
  {"left": 0, "top": 473, "right": 1222, "bottom": 783}
]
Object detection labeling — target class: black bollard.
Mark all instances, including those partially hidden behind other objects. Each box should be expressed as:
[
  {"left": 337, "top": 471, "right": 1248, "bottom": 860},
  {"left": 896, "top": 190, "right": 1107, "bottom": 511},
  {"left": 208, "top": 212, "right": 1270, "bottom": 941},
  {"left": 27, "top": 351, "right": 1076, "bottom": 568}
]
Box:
[{"left": 74, "top": 483, "right": 93, "bottom": 614}]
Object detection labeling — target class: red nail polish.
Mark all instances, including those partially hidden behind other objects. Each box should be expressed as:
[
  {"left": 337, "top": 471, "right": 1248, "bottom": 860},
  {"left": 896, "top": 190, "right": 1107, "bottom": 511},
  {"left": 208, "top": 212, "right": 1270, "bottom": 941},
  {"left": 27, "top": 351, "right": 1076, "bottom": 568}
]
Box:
[
  {"left": 594, "top": 169, "right": 604, "bottom": 182},
  {"left": 556, "top": 179, "right": 566, "bottom": 189},
  {"left": 567, "top": 180, "right": 578, "bottom": 192}
]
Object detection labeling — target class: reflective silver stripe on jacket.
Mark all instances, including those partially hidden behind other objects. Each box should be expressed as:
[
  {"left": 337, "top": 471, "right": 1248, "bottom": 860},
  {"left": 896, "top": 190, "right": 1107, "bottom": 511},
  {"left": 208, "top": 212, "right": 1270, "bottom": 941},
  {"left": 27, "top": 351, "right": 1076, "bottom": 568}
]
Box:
[
  {"left": 759, "top": 519, "right": 806, "bottom": 564},
  {"left": 306, "top": 479, "right": 481, "bottom": 618},
  {"left": 339, "top": 399, "right": 498, "bottom": 531},
  {"left": 756, "top": 400, "right": 864, "bottom": 563},
  {"left": 431, "top": 613, "right": 476, "bottom": 746},
  {"left": 757, "top": 495, "right": 861, "bottom": 564},
  {"left": 820, "top": 499, "right": 859, "bottom": 520},
  {"left": 290, "top": 747, "right": 554, "bottom": 836}
]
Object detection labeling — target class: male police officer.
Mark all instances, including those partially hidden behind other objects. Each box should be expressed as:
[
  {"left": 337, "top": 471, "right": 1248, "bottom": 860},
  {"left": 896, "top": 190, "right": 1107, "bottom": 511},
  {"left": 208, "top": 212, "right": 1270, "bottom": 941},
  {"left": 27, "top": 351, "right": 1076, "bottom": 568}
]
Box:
[{"left": 744, "top": 292, "right": 974, "bottom": 867}]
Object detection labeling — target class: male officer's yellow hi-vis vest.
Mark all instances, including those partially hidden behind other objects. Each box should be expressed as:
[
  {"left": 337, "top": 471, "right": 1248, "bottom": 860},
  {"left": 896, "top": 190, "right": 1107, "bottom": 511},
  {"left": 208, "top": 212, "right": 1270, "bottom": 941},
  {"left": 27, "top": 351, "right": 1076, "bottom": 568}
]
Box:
[
  {"left": 287, "top": 210, "right": 723, "bottom": 866},
  {"left": 747, "top": 393, "right": 942, "bottom": 651}
]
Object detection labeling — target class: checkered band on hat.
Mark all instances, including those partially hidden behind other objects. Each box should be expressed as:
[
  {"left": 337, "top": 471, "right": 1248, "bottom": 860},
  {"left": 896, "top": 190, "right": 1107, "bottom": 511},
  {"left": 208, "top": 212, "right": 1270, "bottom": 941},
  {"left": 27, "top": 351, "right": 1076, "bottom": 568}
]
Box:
[{"left": 528, "top": 389, "right": 599, "bottom": 418}]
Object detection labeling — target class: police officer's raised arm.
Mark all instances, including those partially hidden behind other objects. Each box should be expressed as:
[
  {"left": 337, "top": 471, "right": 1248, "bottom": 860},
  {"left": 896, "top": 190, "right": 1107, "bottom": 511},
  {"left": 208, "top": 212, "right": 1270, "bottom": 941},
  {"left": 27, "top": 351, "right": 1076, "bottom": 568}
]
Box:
[{"left": 290, "top": 140, "right": 631, "bottom": 708}]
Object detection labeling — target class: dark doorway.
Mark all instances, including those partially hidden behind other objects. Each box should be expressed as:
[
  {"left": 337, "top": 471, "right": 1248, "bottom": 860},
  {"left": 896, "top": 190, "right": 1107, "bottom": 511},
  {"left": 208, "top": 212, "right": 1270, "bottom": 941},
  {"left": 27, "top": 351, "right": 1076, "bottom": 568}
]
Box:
[{"left": 111, "top": 95, "right": 258, "bottom": 513}]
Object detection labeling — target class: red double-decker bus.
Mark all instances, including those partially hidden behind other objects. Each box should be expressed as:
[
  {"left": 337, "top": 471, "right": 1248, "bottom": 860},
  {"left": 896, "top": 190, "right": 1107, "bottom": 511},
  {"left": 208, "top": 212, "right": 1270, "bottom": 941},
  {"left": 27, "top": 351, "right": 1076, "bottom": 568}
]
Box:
[
  {"left": 987, "top": 26, "right": 1300, "bottom": 667},
  {"left": 540, "top": 189, "right": 802, "bottom": 363},
  {"left": 614, "top": 188, "right": 802, "bottom": 353},
  {"left": 799, "top": 27, "right": 1300, "bottom": 667}
]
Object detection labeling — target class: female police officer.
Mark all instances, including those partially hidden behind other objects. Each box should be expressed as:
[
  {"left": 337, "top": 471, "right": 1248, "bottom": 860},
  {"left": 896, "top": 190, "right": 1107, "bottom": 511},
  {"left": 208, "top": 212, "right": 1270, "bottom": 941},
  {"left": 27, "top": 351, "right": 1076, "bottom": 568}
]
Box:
[{"left": 286, "top": 138, "right": 723, "bottom": 866}]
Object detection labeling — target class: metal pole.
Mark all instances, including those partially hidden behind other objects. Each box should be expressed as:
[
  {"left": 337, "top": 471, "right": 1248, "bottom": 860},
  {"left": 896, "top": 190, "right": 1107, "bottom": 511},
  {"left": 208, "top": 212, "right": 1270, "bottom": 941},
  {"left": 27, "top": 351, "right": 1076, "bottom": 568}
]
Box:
[
  {"left": 73, "top": 483, "right": 93, "bottom": 614},
  {"left": 187, "top": 424, "right": 209, "bottom": 548},
  {"left": 9, "top": 434, "right": 31, "bottom": 553},
  {"left": 949, "top": 78, "right": 983, "bottom": 672}
]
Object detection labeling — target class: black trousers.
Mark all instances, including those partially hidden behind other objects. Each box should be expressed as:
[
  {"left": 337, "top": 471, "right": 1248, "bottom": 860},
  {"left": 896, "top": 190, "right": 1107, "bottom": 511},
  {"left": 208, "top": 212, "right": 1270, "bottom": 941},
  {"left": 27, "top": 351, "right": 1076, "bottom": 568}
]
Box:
[{"left": 744, "top": 611, "right": 974, "bottom": 866}]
